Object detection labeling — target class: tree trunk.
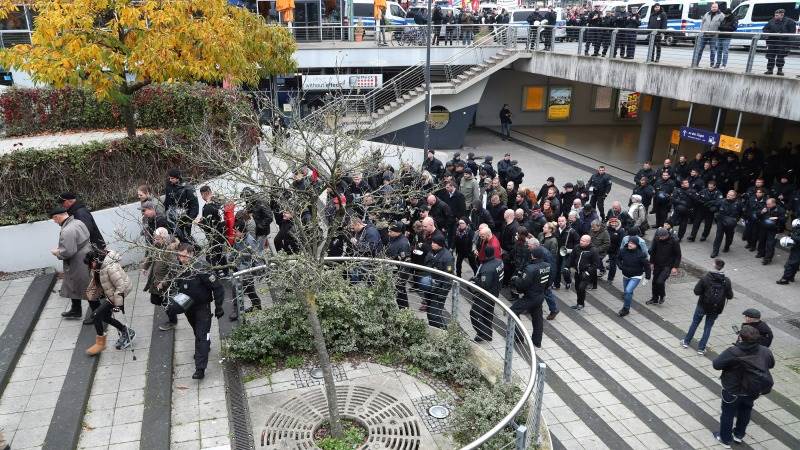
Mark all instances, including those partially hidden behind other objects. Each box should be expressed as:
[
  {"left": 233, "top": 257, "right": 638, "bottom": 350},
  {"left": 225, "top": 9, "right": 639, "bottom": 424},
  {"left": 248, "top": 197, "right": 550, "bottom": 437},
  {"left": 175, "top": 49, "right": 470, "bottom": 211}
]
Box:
[
  {"left": 303, "top": 291, "right": 344, "bottom": 438},
  {"left": 120, "top": 101, "right": 137, "bottom": 138}
]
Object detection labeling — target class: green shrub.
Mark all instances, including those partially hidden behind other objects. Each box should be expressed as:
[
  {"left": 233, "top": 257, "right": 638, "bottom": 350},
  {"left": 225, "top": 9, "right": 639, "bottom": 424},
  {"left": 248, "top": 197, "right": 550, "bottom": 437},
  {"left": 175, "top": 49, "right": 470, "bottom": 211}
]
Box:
[
  {"left": 451, "top": 382, "right": 524, "bottom": 449},
  {"left": 316, "top": 421, "right": 367, "bottom": 450},
  {"left": 0, "top": 83, "right": 252, "bottom": 136},
  {"left": 407, "top": 324, "right": 482, "bottom": 389}
]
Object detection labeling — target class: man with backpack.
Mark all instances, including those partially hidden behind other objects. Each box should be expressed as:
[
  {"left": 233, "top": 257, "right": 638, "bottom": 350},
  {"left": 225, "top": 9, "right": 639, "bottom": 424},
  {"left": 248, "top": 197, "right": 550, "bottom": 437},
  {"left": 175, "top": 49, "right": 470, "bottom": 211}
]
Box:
[
  {"left": 712, "top": 325, "right": 775, "bottom": 447},
  {"left": 680, "top": 258, "right": 733, "bottom": 355}
]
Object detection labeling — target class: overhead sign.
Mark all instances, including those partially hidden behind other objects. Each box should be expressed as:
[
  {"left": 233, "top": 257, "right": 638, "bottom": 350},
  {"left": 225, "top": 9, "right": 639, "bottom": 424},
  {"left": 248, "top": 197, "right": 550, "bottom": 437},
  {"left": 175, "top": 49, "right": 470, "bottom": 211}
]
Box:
[
  {"left": 680, "top": 126, "right": 720, "bottom": 146},
  {"left": 719, "top": 134, "right": 744, "bottom": 153},
  {"left": 302, "top": 74, "right": 383, "bottom": 91},
  {"left": 670, "top": 129, "right": 681, "bottom": 145}
]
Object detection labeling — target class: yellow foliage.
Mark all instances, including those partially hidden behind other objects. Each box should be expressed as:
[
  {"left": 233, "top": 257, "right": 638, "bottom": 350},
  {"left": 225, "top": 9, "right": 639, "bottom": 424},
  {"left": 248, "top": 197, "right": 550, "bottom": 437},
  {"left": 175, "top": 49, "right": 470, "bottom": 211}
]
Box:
[{"left": 0, "top": 0, "right": 296, "bottom": 101}]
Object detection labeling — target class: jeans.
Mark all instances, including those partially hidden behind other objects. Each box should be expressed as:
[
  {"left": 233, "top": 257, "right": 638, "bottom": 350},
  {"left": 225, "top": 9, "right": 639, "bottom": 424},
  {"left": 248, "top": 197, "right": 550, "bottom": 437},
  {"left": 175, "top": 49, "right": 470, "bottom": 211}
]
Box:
[
  {"left": 719, "top": 389, "right": 755, "bottom": 443},
  {"left": 683, "top": 304, "right": 718, "bottom": 350},
  {"left": 621, "top": 276, "right": 641, "bottom": 309},
  {"left": 714, "top": 37, "right": 731, "bottom": 67},
  {"left": 544, "top": 288, "right": 557, "bottom": 314},
  {"left": 461, "top": 30, "right": 474, "bottom": 45},
  {"left": 693, "top": 34, "right": 717, "bottom": 67},
  {"left": 501, "top": 122, "right": 511, "bottom": 138}
]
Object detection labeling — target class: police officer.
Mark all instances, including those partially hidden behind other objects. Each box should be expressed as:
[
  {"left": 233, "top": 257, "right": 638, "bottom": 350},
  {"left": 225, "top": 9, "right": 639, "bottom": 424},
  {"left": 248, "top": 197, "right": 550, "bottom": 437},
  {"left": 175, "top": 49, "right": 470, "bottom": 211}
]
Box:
[
  {"left": 777, "top": 219, "right": 800, "bottom": 284},
  {"left": 743, "top": 187, "right": 768, "bottom": 250},
  {"left": 585, "top": 5, "right": 604, "bottom": 56},
  {"left": 689, "top": 180, "right": 724, "bottom": 242},
  {"left": 511, "top": 245, "right": 551, "bottom": 348},
  {"left": 171, "top": 243, "right": 225, "bottom": 379},
  {"left": 653, "top": 171, "right": 676, "bottom": 229},
  {"left": 711, "top": 190, "right": 743, "bottom": 258},
  {"left": 386, "top": 222, "right": 411, "bottom": 308},
  {"left": 587, "top": 166, "right": 612, "bottom": 220},
  {"left": 669, "top": 179, "right": 695, "bottom": 241},
  {"left": 756, "top": 198, "right": 785, "bottom": 265},
  {"left": 470, "top": 245, "right": 503, "bottom": 342},
  {"left": 425, "top": 234, "right": 454, "bottom": 329}
]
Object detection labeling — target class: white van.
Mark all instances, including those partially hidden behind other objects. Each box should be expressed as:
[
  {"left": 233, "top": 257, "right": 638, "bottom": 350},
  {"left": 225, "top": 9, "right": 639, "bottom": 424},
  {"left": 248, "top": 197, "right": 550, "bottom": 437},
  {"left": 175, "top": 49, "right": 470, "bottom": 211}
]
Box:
[
  {"left": 352, "top": 0, "right": 410, "bottom": 26},
  {"left": 637, "top": 0, "right": 730, "bottom": 45},
  {"left": 604, "top": 1, "right": 646, "bottom": 15},
  {"left": 509, "top": 8, "right": 567, "bottom": 40},
  {"left": 730, "top": 0, "right": 800, "bottom": 34}
]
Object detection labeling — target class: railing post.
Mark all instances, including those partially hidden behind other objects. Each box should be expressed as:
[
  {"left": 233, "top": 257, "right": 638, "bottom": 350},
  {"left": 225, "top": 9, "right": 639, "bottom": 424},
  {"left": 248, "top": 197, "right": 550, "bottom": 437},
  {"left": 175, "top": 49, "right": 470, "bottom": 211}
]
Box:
[
  {"left": 504, "top": 314, "right": 516, "bottom": 383},
  {"left": 232, "top": 275, "right": 245, "bottom": 324},
  {"left": 745, "top": 34, "right": 759, "bottom": 73},
  {"left": 515, "top": 425, "right": 528, "bottom": 450},
  {"left": 646, "top": 30, "right": 656, "bottom": 62},
  {"left": 549, "top": 25, "right": 555, "bottom": 51},
  {"left": 450, "top": 281, "right": 460, "bottom": 319},
  {"left": 527, "top": 362, "right": 548, "bottom": 447},
  {"left": 608, "top": 29, "right": 618, "bottom": 59},
  {"left": 691, "top": 31, "right": 702, "bottom": 67},
  {"left": 577, "top": 27, "right": 584, "bottom": 55},
  {"left": 535, "top": 27, "right": 543, "bottom": 51}
]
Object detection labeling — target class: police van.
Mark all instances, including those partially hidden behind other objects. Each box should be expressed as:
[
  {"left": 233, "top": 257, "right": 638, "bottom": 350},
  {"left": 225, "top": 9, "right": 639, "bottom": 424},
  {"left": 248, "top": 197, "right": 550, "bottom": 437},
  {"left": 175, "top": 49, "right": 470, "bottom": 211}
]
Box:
[
  {"left": 637, "top": 0, "right": 730, "bottom": 45},
  {"left": 509, "top": 7, "right": 567, "bottom": 41},
  {"left": 730, "top": 0, "right": 800, "bottom": 33},
  {"left": 352, "top": 0, "right": 410, "bottom": 26}
]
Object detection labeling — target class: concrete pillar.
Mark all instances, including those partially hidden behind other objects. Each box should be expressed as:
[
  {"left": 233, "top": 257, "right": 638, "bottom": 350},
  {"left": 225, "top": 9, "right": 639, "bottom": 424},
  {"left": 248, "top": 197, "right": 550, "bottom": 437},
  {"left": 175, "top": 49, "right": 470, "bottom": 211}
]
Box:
[
  {"left": 711, "top": 107, "right": 727, "bottom": 133},
  {"left": 769, "top": 118, "right": 786, "bottom": 150},
  {"left": 636, "top": 96, "right": 662, "bottom": 163}
]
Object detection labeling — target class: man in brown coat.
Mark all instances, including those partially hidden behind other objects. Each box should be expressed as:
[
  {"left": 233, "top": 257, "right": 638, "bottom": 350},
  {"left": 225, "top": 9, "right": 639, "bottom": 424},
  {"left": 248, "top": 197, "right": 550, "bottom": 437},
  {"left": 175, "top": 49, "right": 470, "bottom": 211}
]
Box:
[{"left": 50, "top": 207, "right": 92, "bottom": 319}]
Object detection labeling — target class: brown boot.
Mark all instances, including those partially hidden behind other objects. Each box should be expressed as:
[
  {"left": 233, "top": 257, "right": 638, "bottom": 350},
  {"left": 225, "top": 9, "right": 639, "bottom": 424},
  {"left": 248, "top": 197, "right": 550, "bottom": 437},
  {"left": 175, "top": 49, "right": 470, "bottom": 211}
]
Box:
[{"left": 86, "top": 335, "right": 107, "bottom": 356}]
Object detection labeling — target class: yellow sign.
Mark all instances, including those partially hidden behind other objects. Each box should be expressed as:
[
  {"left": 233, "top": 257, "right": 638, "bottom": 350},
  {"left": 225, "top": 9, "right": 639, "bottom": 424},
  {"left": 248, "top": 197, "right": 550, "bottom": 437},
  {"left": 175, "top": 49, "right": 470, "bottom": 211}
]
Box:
[
  {"left": 523, "top": 86, "right": 544, "bottom": 111},
  {"left": 719, "top": 134, "right": 744, "bottom": 153},
  {"left": 671, "top": 129, "right": 681, "bottom": 145}
]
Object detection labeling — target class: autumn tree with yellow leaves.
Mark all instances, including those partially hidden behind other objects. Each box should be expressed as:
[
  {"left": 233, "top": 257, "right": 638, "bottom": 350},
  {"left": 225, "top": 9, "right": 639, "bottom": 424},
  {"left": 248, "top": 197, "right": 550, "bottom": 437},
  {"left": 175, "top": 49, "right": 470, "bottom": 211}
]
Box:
[{"left": 0, "top": 0, "right": 296, "bottom": 137}]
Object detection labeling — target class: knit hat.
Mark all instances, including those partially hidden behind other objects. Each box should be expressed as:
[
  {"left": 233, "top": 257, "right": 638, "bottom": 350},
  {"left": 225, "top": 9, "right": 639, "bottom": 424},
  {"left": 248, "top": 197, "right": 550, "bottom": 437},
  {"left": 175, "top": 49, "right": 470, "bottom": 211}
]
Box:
[{"left": 432, "top": 234, "right": 446, "bottom": 247}]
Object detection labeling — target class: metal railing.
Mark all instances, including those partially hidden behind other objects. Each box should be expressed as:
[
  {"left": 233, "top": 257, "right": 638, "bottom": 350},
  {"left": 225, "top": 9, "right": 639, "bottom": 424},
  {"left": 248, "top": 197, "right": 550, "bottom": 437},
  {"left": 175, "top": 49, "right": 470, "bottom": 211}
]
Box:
[
  {"left": 231, "top": 257, "right": 546, "bottom": 449},
  {"left": 306, "top": 25, "right": 518, "bottom": 123}
]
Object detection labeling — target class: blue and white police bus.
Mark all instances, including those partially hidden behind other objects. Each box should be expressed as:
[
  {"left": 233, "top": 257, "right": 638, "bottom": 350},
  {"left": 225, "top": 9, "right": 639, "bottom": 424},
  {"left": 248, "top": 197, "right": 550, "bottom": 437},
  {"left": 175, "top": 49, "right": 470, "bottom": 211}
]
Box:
[{"left": 637, "top": 0, "right": 730, "bottom": 45}]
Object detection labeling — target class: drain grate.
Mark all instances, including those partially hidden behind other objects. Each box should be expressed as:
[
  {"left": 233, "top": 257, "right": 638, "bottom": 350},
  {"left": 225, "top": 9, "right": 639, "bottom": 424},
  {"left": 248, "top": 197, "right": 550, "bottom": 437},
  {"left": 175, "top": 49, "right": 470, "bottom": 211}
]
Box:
[
  {"left": 293, "top": 364, "right": 348, "bottom": 388},
  {"left": 787, "top": 318, "right": 800, "bottom": 329},
  {"left": 411, "top": 395, "right": 456, "bottom": 435},
  {"left": 261, "top": 385, "right": 422, "bottom": 449}
]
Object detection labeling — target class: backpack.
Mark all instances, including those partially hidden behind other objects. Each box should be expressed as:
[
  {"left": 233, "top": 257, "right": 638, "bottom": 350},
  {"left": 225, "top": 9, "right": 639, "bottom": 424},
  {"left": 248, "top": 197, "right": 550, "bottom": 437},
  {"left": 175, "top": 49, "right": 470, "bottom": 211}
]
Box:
[
  {"left": 733, "top": 347, "right": 773, "bottom": 396},
  {"left": 701, "top": 275, "right": 727, "bottom": 314}
]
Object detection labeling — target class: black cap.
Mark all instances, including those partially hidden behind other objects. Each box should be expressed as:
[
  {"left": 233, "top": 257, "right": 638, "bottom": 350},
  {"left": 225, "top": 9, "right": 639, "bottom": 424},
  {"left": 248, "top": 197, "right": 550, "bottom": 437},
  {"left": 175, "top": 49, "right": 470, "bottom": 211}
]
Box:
[
  {"left": 467, "top": 152, "right": 476, "bottom": 159},
  {"left": 464, "top": 168, "right": 473, "bottom": 175},
  {"left": 167, "top": 168, "right": 182, "bottom": 179},
  {"left": 432, "top": 234, "right": 446, "bottom": 247},
  {"left": 48, "top": 206, "right": 68, "bottom": 217},
  {"left": 454, "top": 152, "right": 461, "bottom": 158},
  {"left": 58, "top": 192, "right": 76, "bottom": 201},
  {"left": 389, "top": 221, "right": 404, "bottom": 233},
  {"left": 563, "top": 182, "right": 574, "bottom": 189},
  {"left": 742, "top": 308, "right": 761, "bottom": 319},
  {"left": 485, "top": 155, "right": 493, "bottom": 162},
  {"left": 547, "top": 176, "right": 555, "bottom": 182}
]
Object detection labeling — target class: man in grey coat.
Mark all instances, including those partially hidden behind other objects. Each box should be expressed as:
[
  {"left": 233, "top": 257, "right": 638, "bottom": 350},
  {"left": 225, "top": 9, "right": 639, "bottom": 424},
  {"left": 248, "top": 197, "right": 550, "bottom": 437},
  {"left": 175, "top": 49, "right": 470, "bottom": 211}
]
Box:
[
  {"left": 50, "top": 207, "right": 92, "bottom": 319},
  {"left": 692, "top": 2, "right": 724, "bottom": 67}
]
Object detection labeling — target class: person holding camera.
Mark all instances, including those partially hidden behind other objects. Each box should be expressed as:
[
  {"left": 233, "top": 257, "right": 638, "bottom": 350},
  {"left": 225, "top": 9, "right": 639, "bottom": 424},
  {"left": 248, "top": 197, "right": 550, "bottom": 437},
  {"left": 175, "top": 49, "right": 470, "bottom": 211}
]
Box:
[
  {"left": 84, "top": 249, "right": 134, "bottom": 356},
  {"left": 170, "top": 243, "right": 226, "bottom": 379}
]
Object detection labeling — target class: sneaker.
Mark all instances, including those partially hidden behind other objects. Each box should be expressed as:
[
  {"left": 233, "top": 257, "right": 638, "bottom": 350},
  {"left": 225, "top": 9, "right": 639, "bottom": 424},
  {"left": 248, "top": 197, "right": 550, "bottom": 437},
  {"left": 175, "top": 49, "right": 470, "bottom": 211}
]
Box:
[
  {"left": 680, "top": 340, "right": 689, "bottom": 348},
  {"left": 618, "top": 308, "right": 629, "bottom": 317},
  {"left": 159, "top": 321, "right": 177, "bottom": 331},
  {"left": 61, "top": 310, "right": 82, "bottom": 319},
  {"left": 697, "top": 348, "right": 706, "bottom": 356},
  {"left": 570, "top": 304, "right": 584, "bottom": 311},
  {"left": 720, "top": 65, "right": 727, "bottom": 70},
  {"left": 732, "top": 435, "right": 744, "bottom": 444},
  {"left": 713, "top": 432, "right": 731, "bottom": 448},
  {"left": 645, "top": 299, "right": 657, "bottom": 305},
  {"left": 565, "top": 282, "right": 572, "bottom": 290},
  {"left": 658, "top": 297, "right": 665, "bottom": 305},
  {"left": 118, "top": 329, "right": 136, "bottom": 349},
  {"left": 546, "top": 311, "right": 559, "bottom": 321}
]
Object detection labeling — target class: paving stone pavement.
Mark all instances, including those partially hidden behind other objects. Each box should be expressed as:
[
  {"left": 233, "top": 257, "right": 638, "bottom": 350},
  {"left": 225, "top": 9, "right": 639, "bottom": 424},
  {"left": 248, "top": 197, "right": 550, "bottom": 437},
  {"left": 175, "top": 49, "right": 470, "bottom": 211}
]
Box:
[
  {"left": 0, "top": 276, "right": 34, "bottom": 337},
  {"left": 454, "top": 129, "right": 800, "bottom": 449}
]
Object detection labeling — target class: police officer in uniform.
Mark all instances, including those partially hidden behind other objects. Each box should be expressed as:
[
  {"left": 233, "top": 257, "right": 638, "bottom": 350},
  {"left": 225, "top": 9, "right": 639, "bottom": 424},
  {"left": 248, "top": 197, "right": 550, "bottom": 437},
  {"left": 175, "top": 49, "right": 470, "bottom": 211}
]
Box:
[
  {"left": 386, "top": 222, "right": 411, "bottom": 308},
  {"left": 470, "top": 245, "right": 503, "bottom": 342},
  {"left": 424, "top": 234, "right": 454, "bottom": 329},
  {"left": 171, "top": 243, "right": 225, "bottom": 379},
  {"left": 653, "top": 171, "right": 676, "bottom": 229},
  {"left": 711, "top": 190, "right": 743, "bottom": 258},
  {"left": 689, "top": 180, "right": 724, "bottom": 242},
  {"left": 587, "top": 166, "right": 612, "bottom": 220},
  {"left": 511, "top": 246, "right": 550, "bottom": 348},
  {"left": 756, "top": 198, "right": 785, "bottom": 265},
  {"left": 777, "top": 219, "right": 800, "bottom": 284},
  {"left": 744, "top": 187, "right": 768, "bottom": 250}
]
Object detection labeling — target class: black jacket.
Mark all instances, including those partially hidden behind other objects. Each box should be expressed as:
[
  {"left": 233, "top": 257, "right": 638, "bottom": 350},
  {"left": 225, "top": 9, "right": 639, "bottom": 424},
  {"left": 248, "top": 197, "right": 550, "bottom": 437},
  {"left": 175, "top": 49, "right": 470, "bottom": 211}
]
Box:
[
  {"left": 469, "top": 207, "right": 494, "bottom": 232},
  {"left": 164, "top": 182, "right": 199, "bottom": 219},
  {"left": 513, "top": 260, "right": 550, "bottom": 304},
  {"left": 429, "top": 199, "right": 453, "bottom": 230},
  {"left": 246, "top": 198, "right": 273, "bottom": 237},
  {"left": 648, "top": 10, "right": 668, "bottom": 30},
  {"left": 568, "top": 245, "right": 602, "bottom": 275},
  {"left": 453, "top": 226, "right": 474, "bottom": 255},
  {"left": 693, "top": 271, "right": 733, "bottom": 314},
  {"left": 174, "top": 262, "right": 225, "bottom": 309},
  {"left": 616, "top": 247, "right": 651, "bottom": 279},
  {"left": 743, "top": 321, "right": 773, "bottom": 348},
  {"left": 474, "top": 258, "right": 503, "bottom": 296},
  {"left": 440, "top": 190, "right": 467, "bottom": 221},
  {"left": 386, "top": 235, "right": 411, "bottom": 262},
  {"left": 715, "top": 198, "right": 743, "bottom": 227},
  {"left": 587, "top": 173, "right": 612, "bottom": 196},
  {"left": 713, "top": 341, "right": 775, "bottom": 396},
  {"left": 500, "top": 220, "right": 520, "bottom": 253},
  {"left": 762, "top": 17, "right": 797, "bottom": 46},
  {"left": 67, "top": 202, "right": 106, "bottom": 249},
  {"left": 649, "top": 236, "right": 682, "bottom": 268}
]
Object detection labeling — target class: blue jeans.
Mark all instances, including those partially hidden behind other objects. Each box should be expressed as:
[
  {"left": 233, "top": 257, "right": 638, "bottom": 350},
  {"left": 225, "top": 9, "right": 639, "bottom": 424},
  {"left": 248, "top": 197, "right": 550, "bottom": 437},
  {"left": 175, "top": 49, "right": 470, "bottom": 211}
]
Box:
[
  {"left": 621, "top": 277, "right": 641, "bottom": 309},
  {"left": 719, "top": 389, "right": 754, "bottom": 443},
  {"left": 501, "top": 122, "right": 511, "bottom": 138},
  {"left": 683, "top": 304, "right": 718, "bottom": 350},
  {"left": 462, "top": 30, "right": 474, "bottom": 45},
  {"left": 544, "top": 288, "right": 557, "bottom": 314},
  {"left": 692, "top": 35, "right": 717, "bottom": 66},
  {"left": 714, "top": 38, "right": 731, "bottom": 67}
]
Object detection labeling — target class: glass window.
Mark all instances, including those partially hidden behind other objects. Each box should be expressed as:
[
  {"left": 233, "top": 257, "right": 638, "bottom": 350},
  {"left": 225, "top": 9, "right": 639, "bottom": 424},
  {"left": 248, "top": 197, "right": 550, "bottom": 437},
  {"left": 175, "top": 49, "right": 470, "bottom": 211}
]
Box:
[
  {"left": 0, "top": 6, "right": 29, "bottom": 30},
  {"left": 689, "top": 2, "right": 728, "bottom": 20},
  {"left": 353, "top": 3, "right": 373, "bottom": 17},
  {"left": 733, "top": 4, "right": 749, "bottom": 20},
  {"left": 664, "top": 4, "right": 683, "bottom": 19},
  {"left": 753, "top": 3, "right": 798, "bottom": 21},
  {"left": 513, "top": 11, "right": 533, "bottom": 21},
  {"left": 390, "top": 4, "right": 404, "bottom": 17},
  {"left": 638, "top": 5, "right": 649, "bottom": 20}
]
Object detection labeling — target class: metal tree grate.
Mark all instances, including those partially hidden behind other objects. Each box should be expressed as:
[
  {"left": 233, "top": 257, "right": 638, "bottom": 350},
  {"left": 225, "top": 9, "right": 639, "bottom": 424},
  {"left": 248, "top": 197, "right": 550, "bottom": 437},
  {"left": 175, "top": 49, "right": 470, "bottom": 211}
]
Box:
[
  {"left": 411, "top": 395, "right": 456, "bottom": 435},
  {"left": 261, "top": 385, "right": 422, "bottom": 449}
]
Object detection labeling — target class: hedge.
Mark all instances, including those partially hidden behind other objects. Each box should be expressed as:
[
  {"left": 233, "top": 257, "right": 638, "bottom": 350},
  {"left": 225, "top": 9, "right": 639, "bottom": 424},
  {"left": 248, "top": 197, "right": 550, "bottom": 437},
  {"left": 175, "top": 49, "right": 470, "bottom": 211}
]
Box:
[{"left": 0, "top": 82, "right": 249, "bottom": 136}]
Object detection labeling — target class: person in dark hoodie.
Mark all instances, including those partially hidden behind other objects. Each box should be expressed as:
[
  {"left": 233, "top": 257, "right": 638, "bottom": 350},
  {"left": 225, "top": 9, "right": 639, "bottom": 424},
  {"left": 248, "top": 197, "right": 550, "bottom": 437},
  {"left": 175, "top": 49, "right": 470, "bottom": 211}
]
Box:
[
  {"left": 648, "top": 3, "right": 668, "bottom": 62},
  {"left": 648, "top": 227, "right": 682, "bottom": 305},
  {"left": 740, "top": 308, "right": 773, "bottom": 348},
  {"left": 616, "top": 236, "right": 651, "bottom": 317},
  {"left": 163, "top": 168, "right": 199, "bottom": 243},
  {"left": 568, "top": 235, "right": 601, "bottom": 310},
  {"left": 712, "top": 325, "right": 774, "bottom": 447},
  {"left": 680, "top": 258, "right": 734, "bottom": 355},
  {"left": 59, "top": 193, "right": 106, "bottom": 250}
]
